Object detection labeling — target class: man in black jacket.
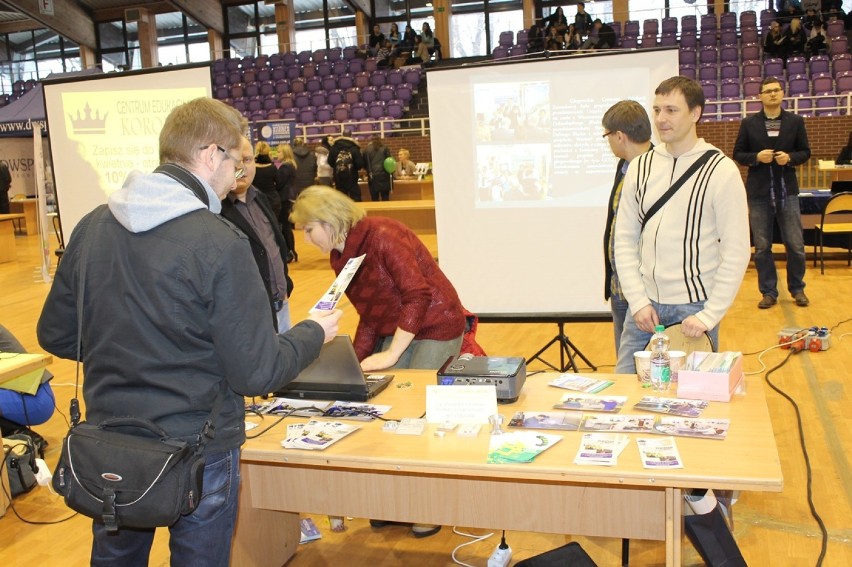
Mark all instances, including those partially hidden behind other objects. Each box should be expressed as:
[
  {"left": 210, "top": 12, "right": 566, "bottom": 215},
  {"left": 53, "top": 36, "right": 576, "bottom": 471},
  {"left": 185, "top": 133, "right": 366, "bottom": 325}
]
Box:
[
  {"left": 734, "top": 77, "right": 811, "bottom": 309},
  {"left": 37, "top": 97, "right": 341, "bottom": 566},
  {"left": 328, "top": 131, "right": 365, "bottom": 202},
  {"left": 221, "top": 136, "right": 294, "bottom": 332}
]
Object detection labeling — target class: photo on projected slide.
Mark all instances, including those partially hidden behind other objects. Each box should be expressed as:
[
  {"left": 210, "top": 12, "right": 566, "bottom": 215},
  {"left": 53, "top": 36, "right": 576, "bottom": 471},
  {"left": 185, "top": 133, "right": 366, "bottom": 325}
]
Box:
[{"left": 469, "top": 67, "right": 651, "bottom": 209}]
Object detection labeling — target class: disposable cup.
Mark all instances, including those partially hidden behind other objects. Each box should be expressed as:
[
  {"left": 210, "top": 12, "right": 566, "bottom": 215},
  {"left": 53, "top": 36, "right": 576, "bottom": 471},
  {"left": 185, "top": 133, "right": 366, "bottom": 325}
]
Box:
[
  {"left": 669, "top": 350, "right": 686, "bottom": 383},
  {"left": 634, "top": 351, "right": 652, "bottom": 384}
]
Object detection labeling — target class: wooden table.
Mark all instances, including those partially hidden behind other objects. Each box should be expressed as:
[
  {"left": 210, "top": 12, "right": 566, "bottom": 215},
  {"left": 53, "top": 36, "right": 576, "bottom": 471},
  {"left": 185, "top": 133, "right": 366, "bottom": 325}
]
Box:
[
  {"left": 233, "top": 371, "right": 783, "bottom": 566},
  {"left": 0, "top": 213, "right": 25, "bottom": 263},
  {"left": 357, "top": 199, "right": 436, "bottom": 234},
  {"left": 9, "top": 198, "right": 39, "bottom": 236},
  {"left": 817, "top": 162, "right": 852, "bottom": 182},
  {"left": 358, "top": 178, "right": 434, "bottom": 201}
]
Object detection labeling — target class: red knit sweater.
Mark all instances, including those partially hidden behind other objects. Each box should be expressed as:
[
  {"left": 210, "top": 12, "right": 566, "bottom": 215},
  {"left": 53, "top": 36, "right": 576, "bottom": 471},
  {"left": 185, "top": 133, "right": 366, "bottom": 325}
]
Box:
[{"left": 330, "top": 216, "right": 465, "bottom": 360}]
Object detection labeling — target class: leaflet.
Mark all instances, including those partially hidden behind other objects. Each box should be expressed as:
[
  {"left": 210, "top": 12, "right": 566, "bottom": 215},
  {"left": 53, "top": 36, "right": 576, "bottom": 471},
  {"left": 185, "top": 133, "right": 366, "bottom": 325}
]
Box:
[
  {"left": 552, "top": 393, "right": 627, "bottom": 413},
  {"left": 310, "top": 254, "right": 365, "bottom": 312},
  {"left": 573, "top": 433, "right": 630, "bottom": 466},
  {"left": 637, "top": 436, "right": 684, "bottom": 469}
]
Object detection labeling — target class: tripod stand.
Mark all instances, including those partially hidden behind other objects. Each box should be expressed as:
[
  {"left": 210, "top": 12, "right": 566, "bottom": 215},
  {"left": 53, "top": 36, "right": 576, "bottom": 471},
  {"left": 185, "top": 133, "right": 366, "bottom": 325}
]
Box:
[{"left": 527, "top": 321, "right": 597, "bottom": 373}]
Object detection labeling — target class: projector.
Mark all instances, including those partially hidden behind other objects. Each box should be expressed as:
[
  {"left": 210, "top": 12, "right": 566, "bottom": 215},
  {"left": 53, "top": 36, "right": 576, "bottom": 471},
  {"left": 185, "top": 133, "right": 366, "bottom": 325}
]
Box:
[{"left": 437, "top": 355, "right": 527, "bottom": 403}]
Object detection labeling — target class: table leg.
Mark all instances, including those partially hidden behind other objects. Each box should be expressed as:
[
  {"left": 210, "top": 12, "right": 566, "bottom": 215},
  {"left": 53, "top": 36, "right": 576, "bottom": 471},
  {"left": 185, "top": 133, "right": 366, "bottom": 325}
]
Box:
[{"left": 665, "top": 487, "right": 683, "bottom": 567}]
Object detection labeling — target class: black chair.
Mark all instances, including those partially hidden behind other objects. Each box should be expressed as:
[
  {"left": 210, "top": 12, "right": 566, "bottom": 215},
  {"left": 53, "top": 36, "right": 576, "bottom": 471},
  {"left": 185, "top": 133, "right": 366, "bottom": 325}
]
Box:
[
  {"left": 813, "top": 191, "right": 852, "bottom": 274},
  {"left": 830, "top": 180, "right": 852, "bottom": 194}
]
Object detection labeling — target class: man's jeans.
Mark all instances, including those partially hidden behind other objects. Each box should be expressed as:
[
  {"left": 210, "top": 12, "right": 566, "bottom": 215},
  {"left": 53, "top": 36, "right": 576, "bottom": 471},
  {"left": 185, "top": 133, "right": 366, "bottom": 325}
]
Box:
[
  {"left": 748, "top": 194, "right": 807, "bottom": 298},
  {"left": 615, "top": 301, "right": 718, "bottom": 374},
  {"left": 91, "top": 448, "right": 241, "bottom": 567}
]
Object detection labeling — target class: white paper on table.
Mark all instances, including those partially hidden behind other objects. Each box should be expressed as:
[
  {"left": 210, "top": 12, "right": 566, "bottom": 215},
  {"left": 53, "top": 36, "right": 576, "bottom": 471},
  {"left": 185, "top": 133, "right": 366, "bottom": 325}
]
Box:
[
  {"left": 310, "top": 254, "right": 366, "bottom": 313},
  {"left": 425, "top": 385, "right": 498, "bottom": 424}
]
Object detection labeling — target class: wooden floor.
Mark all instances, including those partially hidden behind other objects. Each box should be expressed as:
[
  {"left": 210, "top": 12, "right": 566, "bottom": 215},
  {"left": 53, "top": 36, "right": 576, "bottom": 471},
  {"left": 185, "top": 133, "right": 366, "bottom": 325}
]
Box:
[{"left": 2, "top": 230, "right": 852, "bottom": 566}]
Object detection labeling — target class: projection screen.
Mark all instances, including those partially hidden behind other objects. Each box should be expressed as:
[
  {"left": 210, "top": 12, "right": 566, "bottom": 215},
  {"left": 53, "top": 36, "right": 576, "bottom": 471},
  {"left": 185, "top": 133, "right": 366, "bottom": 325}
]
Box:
[
  {"left": 43, "top": 64, "right": 212, "bottom": 240},
  {"left": 429, "top": 48, "right": 679, "bottom": 316}
]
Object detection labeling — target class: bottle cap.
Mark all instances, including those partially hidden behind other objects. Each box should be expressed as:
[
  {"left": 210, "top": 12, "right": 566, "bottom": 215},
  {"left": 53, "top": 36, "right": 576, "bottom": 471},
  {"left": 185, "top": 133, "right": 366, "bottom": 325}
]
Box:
[{"left": 654, "top": 325, "right": 665, "bottom": 332}]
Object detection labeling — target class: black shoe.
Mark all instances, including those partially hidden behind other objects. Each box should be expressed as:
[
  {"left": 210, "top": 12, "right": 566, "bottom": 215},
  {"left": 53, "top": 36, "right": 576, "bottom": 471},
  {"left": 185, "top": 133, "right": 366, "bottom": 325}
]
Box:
[
  {"left": 411, "top": 524, "right": 441, "bottom": 538},
  {"left": 758, "top": 294, "right": 777, "bottom": 309},
  {"left": 793, "top": 292, "right": 810, "bottom": 307}
]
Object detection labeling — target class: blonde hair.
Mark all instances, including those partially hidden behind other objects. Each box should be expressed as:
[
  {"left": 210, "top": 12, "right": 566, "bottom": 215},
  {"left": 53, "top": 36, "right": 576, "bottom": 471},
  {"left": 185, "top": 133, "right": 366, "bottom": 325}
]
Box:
[
  {"left": 255, "top": 140, "right": 271, "bottom": 157},
  {"left": 277, "top": 143, "right": 297, "bottom": 168},
  {"left": 290, "top": 185, "right": 366, "bottom": 245},
  {"left": 398, "top": 148, "right": 411, "bottom": 160},
  {"left": 159, "top": 98, "right": 244, "bottom": 167}
]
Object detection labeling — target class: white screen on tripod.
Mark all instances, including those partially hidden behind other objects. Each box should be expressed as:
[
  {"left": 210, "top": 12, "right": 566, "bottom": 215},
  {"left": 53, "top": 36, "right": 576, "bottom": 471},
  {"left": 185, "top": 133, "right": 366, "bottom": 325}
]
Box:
[{"left": 428, "top": 49, "right": 679, "bottom": 315}]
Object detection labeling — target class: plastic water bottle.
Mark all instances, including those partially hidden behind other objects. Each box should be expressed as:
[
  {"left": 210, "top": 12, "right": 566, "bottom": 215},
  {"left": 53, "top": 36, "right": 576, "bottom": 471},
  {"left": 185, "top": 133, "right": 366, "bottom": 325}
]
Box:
[{"left": 650, "top": 325, "right": 671, "bottom": 392}]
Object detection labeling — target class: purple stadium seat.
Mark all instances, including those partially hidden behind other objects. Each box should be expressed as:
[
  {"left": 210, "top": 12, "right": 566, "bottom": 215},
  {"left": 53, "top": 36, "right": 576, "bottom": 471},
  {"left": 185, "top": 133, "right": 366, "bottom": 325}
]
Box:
[
  {"left": 268, "top": 54, "right": 283, "bottom": 68},
  {"left": 702, "top": 102, "right": 718, "bottom": 122},
  {"left": 827, "top": 20, "right": 845, "bottom": 40},
  {"left": 271, "top": 66, "right": 287, "bottom": 82},
  {"left": 378, "top": 84, "right": 395, "bottom": 102},
  {"left": 743, "top": 76, "right": 763, "bottom": 97},
  {"left": 679, "top": 64, "right": 696, "bottom": 80},
  {"left": 257, "top": 68, "right": 272, "bottom": 82},
  {"left": 810, "top": 55, "right": 831, "bottom": 76},
  {"left": 620, "top": 36, "right": 638, "bottom": 49},
  {"left": 643, "top": 19, "right": 659, "bottom": 36},
  {"left": 812, "top": 73, "right": 834, "bottom": 95},
  {"left": 250, "top": 110, "right": 267, "bottom": 122},
  {"left": 306, "top": 77, "right": 323, "bottom": 92},
  {"left": 240, "top": 56, "right": 255, "bottom": 69},
  {"left": 274, "top": 79, "right": 290, "bottom": 95},
  {"left": 350, "top": 102, "right": 368, "bottom": 120},
  {"left": 282, "top": 108, "right": 298, "bottom": 121},
  {"left": 285, "top": 65, "right": 301, "bottom": 80},
  {"left": 294, "top": 92, "right": 311, "bottom": 109},
  {"left": 833, "top": 55, "right": 852, "bottom": 78},
  {"left": 660, "top": 33, "right": 678, "bottom": 47},
  {"left": 623, "top": 20, "right": 639, "bottom": 37},
  {"left": 720, "top": 79, "right": 740, "bottom": 98},
  {"left": 369, "top": 70, "right": 387, "bottom": 87},
  {"left": 741, "top": 28, "right": 759, "bottom": 45},
  {"left": 364, "top": 58, "right": 378, "bottom": 73},
  {"left": 386, "top": 69, "right": 404, "bottom": 86},
  {"left": 215, "top": 85, "right": 229, "bottom": 100},
  {"left": 247, "top": 96, "right": 263, "bottom": 112},
  {"left": 788, "top": 75, "right": 810, "bottom": 96},
  {"left": 290, "top": 77, "right": 306, "bottom": 93},
  {"left": 679, "top": 47, "right": 697, "bottom": 66},
  {"left": 299, "top": 107, "right": 316, "bottom": 124},
  {"left": 327, "top": 88, "right": 344, "bottom": 106},
  {"left": 679, "top": 30, "right": 697, "bottom": 49},
  {"left": 344, "top": 87, "right": 360, "bottom": 105},
  {"left": 226, "top": 59, "right": 240, "bottom": 72},
  {"left": 213, "top": 59, "right": 227, "bottom": 73},
  {"left": 720, "top": 98, "right": 741, "bottom": 121},
  {"left": 259, "top": 80, "right": 275, "bottom": 96},
  {"left": 699, "top": 47, "right": 718, "bottom": 65},
  {"left": 254, "top": 54, "right": 268, "bottom": 68},
  {"left": 815, "top": 96, "right": 839, "bottom": 116},
  {"left": 759, "top": 10, "right": 776, "bottom": 33},
  {"left": 317, "top": 61, "right": 332, "bottom": 77},
  {"left": 342, "top": 46, "right": 359, "bottom": 60},
  {"left": 244, "top": 82, "right": 260, "bottom": 97},
  {"left": 720, "top": 62, "right": 740, "bottom": 80},
  {"left": 311, "top": 91, "right": 327, "bottom": 107},
  {"left": 266, "top": 109, "right": 283, "bottom": 120},
  {"left": 787, "top": 57, "right": 807, "bottom": 77},
  {"left": 386, "top": 100, "right": 404, "bottom": 119},
  {"left": 641, "top": 34, "right": 658, "bottom": 49},
  {"left": 836, "top": 71, "right": 852, "bottom": 94},
  {"left": 394, "top": 84, "right": 413, "bottom": 104},
  {"left": 719, "top": 30, "right": 738, "bottom": 46},
  {"left": 763, "top": 58, "right": 784, "bottom": 79},
  {"left": 278, "top": 93, "right": 294, "bottom": 110},
  {"left": 361, "top": 86, "right": 378, "bottom": 103},
  {"left": 681, "top": 15, "right": 697, "bottom": 34},
  {"left": 700, "top": 14, "right": 717, "bottom": 34},
  {"left": 720, "top": 46, "right": 738, "bottom": 64},
  {"left": 333, "top": 103, "right": 350, "bottom": 122},
  {"left": 302, "top": 63, "right": 317, "bottom": 79},
  {"left": 297, "top": 50, "right": 312, "bottom": 65},
  {"left": 499, "top": 31, "right": 514, "bottom": 48},
  {"left": 509, "top": 45, "right": 527, "bottom": 57},
  {"left": 829, "top": 37, "right": 848, "bottom": 59},
  {"left": 699, "top": 32, "right": 717, "bottom": 48},
  {"left": 789, "top": 94, "right": 813, "bottom": 116},
  {"left": 368, "top": 101, "right": 385, "bottom": 119},
  {"left": 742, "top": 59, "right": 762, "bottom": 78},
  {"left": 228, "top": 70, "right": 242, "bottom": 84},
  {"left": 720, "top": 12, "right": 737, "bottom": 30},
  {"left": 662, "top": 17, "right": 678, "bottom": 35},
  {"left": 229, "top": 83, "right": 245, "bottom": 98},
  {"left": 402, "top": 68, "right": 421, "bottom": 86},
  {"left": 699, "top": 64, "right": 717, "bottom": 82},
  {"left": 701, "top": 80, "right": 718, "bottom": 101},
  {"left": 242, "top": 69, "right": 257, "bottom": 83},
  {"left": 354, "top": 72, "right": 370, "bottom": 89},
  {"left": 740, "top": 11, "right": 757, "bottom": 29},
  {"left": 231, "top": 97, "right": 247, "bottom": 113},
  {"left": 313, "top": 49, "right": 327, "bottom": 62},
  {"left": 282, "top": 52, "right": 298, "bottom": 66},
  {"left": 337, "top": 73, "right": 354, "bottom": 90},
  {"left": 332, "top": 60, "right": 348, "bottom": 75},
  {"left": 322, "top": 124, "right": 339, "bottom": 136},
  {"left": 316, "top": 105, "right": 333, "bottom": 123},
  {"left": 516, "top": 29, "right": 529, "bottom": 46},
  {"left": 263, "top": 95, "right": 278, "bottom": 111},
  {"left": 322, "top": 76, "right": 338, "bottom": 91},
  {"left": 328, "top": 47, "right": 343, "bottom": 61},
  {"left": 213, "top": 72, "right": 228, "bottom": 86}
]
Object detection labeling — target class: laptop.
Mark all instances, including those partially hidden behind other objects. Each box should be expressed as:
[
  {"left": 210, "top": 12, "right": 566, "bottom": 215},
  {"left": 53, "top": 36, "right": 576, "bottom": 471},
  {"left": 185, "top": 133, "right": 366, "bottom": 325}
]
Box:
[{"left": 273, "top": 335, "right": 394, "bottom": 402}]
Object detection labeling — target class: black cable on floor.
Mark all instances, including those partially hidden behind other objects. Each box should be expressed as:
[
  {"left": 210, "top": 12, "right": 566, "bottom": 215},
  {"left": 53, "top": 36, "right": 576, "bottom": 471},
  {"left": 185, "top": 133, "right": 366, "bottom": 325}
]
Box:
[{"left": 763, "top": 349, "right": 828, "bottom": 566}]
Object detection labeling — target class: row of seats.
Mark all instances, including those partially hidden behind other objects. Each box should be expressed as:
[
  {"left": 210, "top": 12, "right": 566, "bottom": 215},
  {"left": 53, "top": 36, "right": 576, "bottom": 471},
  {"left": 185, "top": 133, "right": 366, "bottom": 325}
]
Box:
[
  {"left": 681, "top": 53, "right": 852, "bottom": 81},
  {"left": 213, "top": 57, "right": 421, "bottom": 86},
  {"left": 214, "top": 67, "right": 422, "bottom": 96},
  {"left": 212, "top": 46, "right": 365, "bottom": 74},
  {"left": 217, "top": 83, "right": 416, "bottom": 112},
  {"left": 697, "top": 70, "right": 852, "bottom": 100},
  {"left": 704, "top": 93, "right": 847, "bottom": 120},
  {"left": 227, "top": 100, "right": 408, "bottom": 123}
]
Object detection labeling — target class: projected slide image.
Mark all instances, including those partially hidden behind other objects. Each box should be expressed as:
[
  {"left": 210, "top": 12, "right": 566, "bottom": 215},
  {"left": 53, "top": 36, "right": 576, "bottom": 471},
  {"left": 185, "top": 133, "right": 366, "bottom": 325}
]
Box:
[
  {"left": 476, "top": 144, "right": 550, "bottom": 203},
  {"left": 474, "top": 81, "right": 551, "bottom": 144}
]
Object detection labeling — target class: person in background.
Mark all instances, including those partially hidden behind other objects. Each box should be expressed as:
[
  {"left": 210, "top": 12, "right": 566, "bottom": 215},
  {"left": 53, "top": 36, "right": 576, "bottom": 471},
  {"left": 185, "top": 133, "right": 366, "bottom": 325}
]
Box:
[
  {"left": 545, "top": 26, "right": 564, "bottom": 50},
  {"left": 544, "top": 6, "right": 568, "bottom": 36},
  {"left": 368, "top": 24, "right": 385, "bottom": 56},
  {"left": 614, "top": 77, "right": 750, "bottom": 373},
  {"left": 363, "top": 136, "right": 392, "bottom": 201},
  {"left": 600, "top": 100, "right": 653, "bottom": 355},
  {"left": 0, "top": 323, "right": 54, "bottom": 431},
  {"left": 564, "top": 23, "right": 582, "bottom": 51},
  {"left": 784, "top": 17, "right": 808, "bottom": 59},
  {"left": 388, "top": 23, "right": 401, "bottom": 49},
  {"left": 221, "top": 137, "right": 294, "bottom": 332},
  {"left": 580, "top": 19, "right": 615, "bottom": 50},
  {"left": 328, "top": 131, "right": 365, "bottom": 201},
  {"left": 291, "top": 138, "right": 317, "bottom": 202},
  {"left": 37, "top": 97, "right": 341, "bottom": 566},
  {"left": 396, "top": 24, "right": 418, "bottom": 57},
  {"left": 764, "top": 20, "right": 787, "bottom": 59},
  {"left": 574, "top": 2, "right": 594, "bottom": 37},
  {"left": 394, "top": 148, "right": 416, "bottom": 179},
  {"left": 835, "top": 131, "right": 852, "bottom": 165},
  {"left": 276, "top": 143, "right": 298, "bottom": 260},
  {"left": 806, "top": 19, "right": 828, "bottom": 58},
  {"left": 421, "top": 22, "right": 438, "bottom": 59},
  {"left": 316, "top": 136, "right": 334, "bottom": 186},
  {"left": 407, "top": 35, "right": 432, "bottom": 65},
  {"left": 527, "top": 21, "right": 545, "bottom": 52},
  {"left": 375, "top": 39, "right": 394, "bottom": 68},
  {"left": 253, "top": 141, "right": 281, "bottom": 221},
  {"left": 734, "top": 76, "right": 811, "bottom": 310},
  {"left": 0, "top": 159, "right": 10, "bottom": 214}
]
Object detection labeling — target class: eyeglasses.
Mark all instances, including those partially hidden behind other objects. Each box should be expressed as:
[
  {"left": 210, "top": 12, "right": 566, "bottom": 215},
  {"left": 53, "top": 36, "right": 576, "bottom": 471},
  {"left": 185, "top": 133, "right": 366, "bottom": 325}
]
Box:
[
  {"left": 602, "top": 131, "right": 615, "bottom": 139},
  {"left": 200, "top": 144, "right": 246, "bottom": 180},
  {"left": 761, "top": 88, "right": 783, "bottom": 95}
]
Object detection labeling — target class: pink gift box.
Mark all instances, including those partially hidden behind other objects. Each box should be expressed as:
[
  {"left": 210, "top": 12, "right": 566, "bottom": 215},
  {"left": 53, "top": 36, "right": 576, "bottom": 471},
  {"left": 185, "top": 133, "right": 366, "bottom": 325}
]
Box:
[{"left": 676, "top": 352, "right": 744, "bottom": 402}]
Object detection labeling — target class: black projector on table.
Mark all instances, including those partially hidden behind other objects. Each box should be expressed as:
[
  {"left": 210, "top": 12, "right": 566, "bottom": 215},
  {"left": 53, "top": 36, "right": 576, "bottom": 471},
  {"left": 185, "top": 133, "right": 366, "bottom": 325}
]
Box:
[{"left": 436, "top": 355, "right": 527, "bottom": 403}]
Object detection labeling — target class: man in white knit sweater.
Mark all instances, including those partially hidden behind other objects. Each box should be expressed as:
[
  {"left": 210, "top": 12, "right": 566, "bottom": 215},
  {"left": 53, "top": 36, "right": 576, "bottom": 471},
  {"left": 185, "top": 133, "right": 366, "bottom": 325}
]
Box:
[{"left": 613, "top": 77, "right": 751, "bottom": 373}]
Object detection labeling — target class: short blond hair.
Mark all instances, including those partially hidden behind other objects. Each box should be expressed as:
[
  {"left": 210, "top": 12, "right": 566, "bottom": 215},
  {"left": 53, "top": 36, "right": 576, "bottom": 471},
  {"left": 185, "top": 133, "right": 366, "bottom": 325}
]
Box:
[
  {"left": 255, "top": 140, "right": 271, "bottom": 156},
  {"left": 290, "top": 185, "right": 365, "bottom": 245},
  {"left": 398, "top": 148, "right": 410, "bottom": 160},
  {"left": 159, "top": 98, "right": 244, "bottom": 167}
]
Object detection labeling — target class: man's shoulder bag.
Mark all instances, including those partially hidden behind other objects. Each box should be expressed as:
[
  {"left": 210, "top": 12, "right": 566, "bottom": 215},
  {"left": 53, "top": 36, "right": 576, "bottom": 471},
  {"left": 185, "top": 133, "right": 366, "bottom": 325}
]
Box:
[
  {"left": 51, "top": 202, "right": 224, "bottom": 533},
  {"left": 641, "top": 149, "right": 719, "bottom": 232}
]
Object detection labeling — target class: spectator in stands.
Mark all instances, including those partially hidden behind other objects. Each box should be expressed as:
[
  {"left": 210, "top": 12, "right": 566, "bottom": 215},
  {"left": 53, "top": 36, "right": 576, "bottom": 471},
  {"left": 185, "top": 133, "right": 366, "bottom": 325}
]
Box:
[
  {"left": 574, "top": 2, "right": 594, "bottom": 37},
  {"left": 316, "top": 136, "right": 334, "bottom": 186},
  {"left": 276, "top": 143, "right": 297, "bottom": 259},
  {"left": 784, "top": 17, "right": 808, "bottom": 58},
  {"left": 564, "top": 23, "right": 582, "bottom": 51},
  {"left": 408, "top": 35, "right": 432, "bottom": 65},
  {"left": 254, "top": 141, "right": 282, "bottom": 221},
  {"left": 835, "top": 131, "right": 852, "bottom": 165},
  {"left": 527, "top": 21, "right": 545, "bottom": 52},
  {"left": 806, "top": 20, "right": 828, "bottom": 57},
  {"left": 600, "top": 100, "right": 653, "bottom": 354},
  {"left": 388, "top": 23, "right": 401, "bottom": 49},
  {"left": 733, "top": 77, "right": 811, "bottom": 309},
  {"left": 221, "top": 138, "right": 294, "bottom": 332},
  {"left": 399, "top": 24, "right": 417, "bottom": 53},
  {"left": 763, "top": 20, "right": 787, "bottom": 58},
  {"left": 544, "top": 7, "right": 568, "bottom": 36},
  {"left": 394, "top": 148, "right": 416, "bottom": 179},
  {"left": 802, "top": 7, "right": 821, "bottom": 29},
  {"left": 375, "top": 39, "right": 394, "bottom": 68},
  {"left": 421, "top": 22, "right": 440, "bottom": 59},
  {"left": 328, "top": 131, "right": 365, "bottom": 201},
  {"left": 363, "top": 136, "right": 392, "bottom": 201},
  {"left": 0, "top": 323, "right": 55, "bottom": 430},
  {"left": 581, "top": 19, "right": 615, "bottom": 51},
  {"left": 368, "top": 24, "right": 385, "bottom": 56},
  {"left": 778, "top": 1, "right": 804, "bottom": 23},
  {"left": 545, "top": 26, "right": 564, "bottom": 50}
]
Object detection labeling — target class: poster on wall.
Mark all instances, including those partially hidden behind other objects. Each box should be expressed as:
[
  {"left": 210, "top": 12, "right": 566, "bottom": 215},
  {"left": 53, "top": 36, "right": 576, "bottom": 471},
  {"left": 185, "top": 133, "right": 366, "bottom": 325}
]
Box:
[{"left": 251, "top": 119, "right": 296, "bottom": 149}]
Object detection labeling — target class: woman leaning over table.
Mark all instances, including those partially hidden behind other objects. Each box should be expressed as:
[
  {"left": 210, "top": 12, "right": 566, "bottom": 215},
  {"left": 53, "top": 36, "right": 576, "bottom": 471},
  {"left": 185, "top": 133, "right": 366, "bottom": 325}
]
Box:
[{"left": 290, "top": 185, "right": 465, "bottom": 372}]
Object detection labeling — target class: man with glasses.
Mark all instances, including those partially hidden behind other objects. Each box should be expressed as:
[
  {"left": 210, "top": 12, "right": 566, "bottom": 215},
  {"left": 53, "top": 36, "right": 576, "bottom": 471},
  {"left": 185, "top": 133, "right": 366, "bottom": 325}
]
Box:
[
  {"left": 734, "top": 76, "right": 811, "bottom": 309},
  {"left": 38, "top": 97, "right": 341, "bottom": 566},
  {"left": 221, "top": 136, "right": 294, "bottom": 333}
]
